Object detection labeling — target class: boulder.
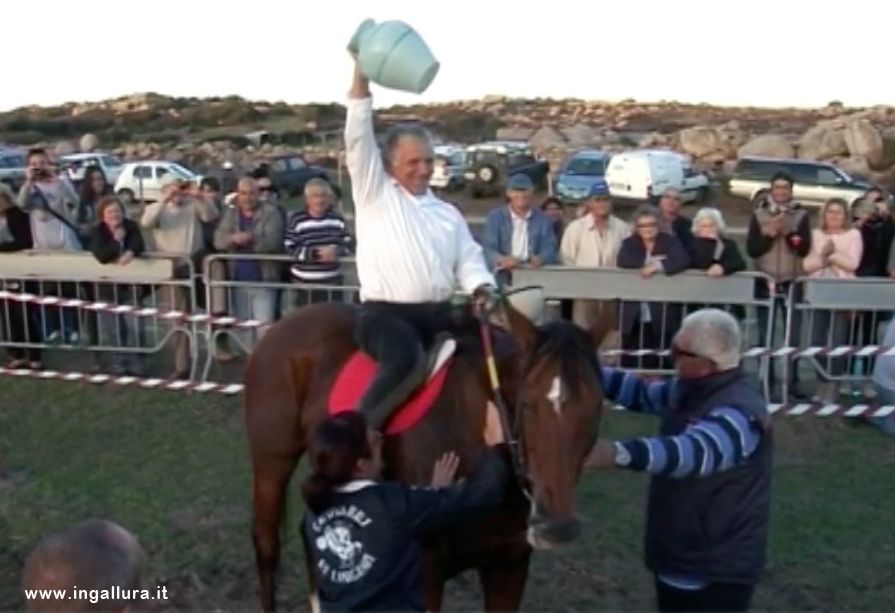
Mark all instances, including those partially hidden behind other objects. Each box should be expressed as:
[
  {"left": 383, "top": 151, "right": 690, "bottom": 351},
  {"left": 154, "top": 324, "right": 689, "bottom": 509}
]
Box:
[
  {"left": 638, "top": 132, "right": 668, "bottom": 148},
  {"left": 79, "top": 133, "right": 100, "bottom": 152},
  {"left": 737, "top": 134, "right": 795, "bottom": 159},
  {"left": 798, "top": 122, "right": 848, "bottom": 160},
  {"left": 844, "top": 119, "right": 884, "bottom": 169},
  {"left": 54, "top": 140, "right": 76, "bottom": 156},
  {"left": 496, "top": 126, "right": 534, "bottom": 141},
  {"left": 560, "top": 124, "right": 602, "bottom": 148},
  {"left": 528, "top": 125, "right": 567, "bottom": 151},
  {"left": 834, "top": 155, "right": 872, "bottom": 180},
  {"left": 678, "top": 126, "right": 721, "bottom": 158}
]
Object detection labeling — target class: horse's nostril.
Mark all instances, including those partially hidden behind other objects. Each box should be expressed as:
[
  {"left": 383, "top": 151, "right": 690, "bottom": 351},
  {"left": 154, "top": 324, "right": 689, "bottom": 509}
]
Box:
[{"left": 528, "top": 517, "right": 580, "bottom": 546}]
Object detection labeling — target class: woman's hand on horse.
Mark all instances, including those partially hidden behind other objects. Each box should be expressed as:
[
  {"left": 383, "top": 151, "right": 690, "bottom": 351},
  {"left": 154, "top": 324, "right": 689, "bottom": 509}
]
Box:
[
  {"left": 483, "top": 401, "right": 506, "bottom": 447},
  {"left": 431, "top": 452, "right": 460, "bottom": 488}
]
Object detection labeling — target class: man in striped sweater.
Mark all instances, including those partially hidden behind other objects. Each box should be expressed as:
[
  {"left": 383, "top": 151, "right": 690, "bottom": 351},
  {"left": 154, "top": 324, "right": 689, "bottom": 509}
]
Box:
[
  {"left": 284, "top": 178, "right": 354, "bottom": 306},
  {"left": 586, "top": 308, "right": 772, "bottom": 612}
]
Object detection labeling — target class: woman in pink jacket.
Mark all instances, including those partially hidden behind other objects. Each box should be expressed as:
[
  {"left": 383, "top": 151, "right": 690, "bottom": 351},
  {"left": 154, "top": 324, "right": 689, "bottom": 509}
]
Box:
[{"left": 803, "top": 198, "right": 863, "bottom": 403}]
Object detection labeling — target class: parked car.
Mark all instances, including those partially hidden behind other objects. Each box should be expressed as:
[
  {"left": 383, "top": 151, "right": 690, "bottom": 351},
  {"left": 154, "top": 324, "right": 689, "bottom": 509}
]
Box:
[
  {"left": 0, "top": 148, "right": 26, "bottom": 191},
  {"left": 430, "top": 145, "right": 467, "bottom": 191},
  {"left": 728, "top": 156, "right": 872, "bottom": 208},
  {"left": 255, "top": 155, "right": 330, "bottom": 197},
  {"left": 554, "top": 149, "right": 612, "bottom": 203},
  {"left": 464, "top": 141, "right": 550, "bottom": 198},
  {"left": 605, "top": 149, "right": 709, "bottom": 203},
  {"left": 114, "top": 161, "right": 201, "bottom": 203},
  {"left": 58, "top": 152, "right": 125, "bottom": 186}
]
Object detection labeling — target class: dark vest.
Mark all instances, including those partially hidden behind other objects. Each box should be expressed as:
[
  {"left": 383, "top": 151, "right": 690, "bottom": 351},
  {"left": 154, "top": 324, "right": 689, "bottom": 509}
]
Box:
[{"left": 644, "top": 368, "right": 773, "bottom": 584}]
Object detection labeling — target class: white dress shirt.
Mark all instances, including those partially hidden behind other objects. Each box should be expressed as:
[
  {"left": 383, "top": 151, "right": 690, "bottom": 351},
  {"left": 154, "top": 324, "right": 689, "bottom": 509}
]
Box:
[
  {"left": 509, "top": 207, "right": 531, "bottom": 261},
  {"left": 345, "top": 97, "right": 495, "bottom": 303}
]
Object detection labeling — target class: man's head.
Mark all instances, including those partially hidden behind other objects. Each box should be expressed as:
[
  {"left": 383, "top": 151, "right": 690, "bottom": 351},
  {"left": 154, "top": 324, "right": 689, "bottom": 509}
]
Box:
[
  {"left": 27, "top": 148, "right": 52, "bottom": 180},
  {"left": 382, "top": 124, "right": 434, "bottom": 196},
  {"left": 769, "top": 171, "right": 794, "bottom": 206},
  {"left": 236, "top": 177, "right": 258, "bottom": 211},
  {"left": 659, "top": 188, "right": 681, "bottom": 219},
  {"left": 22, "top": 519, "right": 147, "bottom": 612},
  {"left": 586, "top": 179, "right": 612, "bottom": 220},
  {"left": 200, "top": 177, "right": 221, "bottom": 200},
  {"left": 506, "top": 174, "right": 534, "bottom": 215},
  {"left": 304, "top": 178, "right": 333, "bottom": 217},
  {"left": 672, "top": 308, "right": 742, "bottom": 379},
  {"left": 159, "top": 175, "right": 183, "bottom": 203}
]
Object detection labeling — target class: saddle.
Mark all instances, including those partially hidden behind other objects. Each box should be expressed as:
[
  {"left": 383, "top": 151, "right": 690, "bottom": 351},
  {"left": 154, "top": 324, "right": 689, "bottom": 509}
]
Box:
[{"left": 328, "top": 336, "right": 456, "bottom": 435}]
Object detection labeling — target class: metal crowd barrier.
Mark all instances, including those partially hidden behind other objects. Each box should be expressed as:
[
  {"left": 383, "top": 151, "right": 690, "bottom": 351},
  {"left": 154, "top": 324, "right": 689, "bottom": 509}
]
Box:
[
  {"left": 0, "top": 251, "right": 200, "bottom": 378},
  {"left": 786, "top": 277, "right": 895, "bottom": 399}
]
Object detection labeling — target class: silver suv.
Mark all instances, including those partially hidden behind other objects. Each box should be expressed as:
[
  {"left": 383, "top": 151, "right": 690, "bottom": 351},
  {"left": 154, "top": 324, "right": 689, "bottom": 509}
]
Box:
[
  {"left": 729, "top": 157, "right": 873, "bottom": 208},
  {"left": 0, "top": 149, "right": 27, "bottom": 191}
]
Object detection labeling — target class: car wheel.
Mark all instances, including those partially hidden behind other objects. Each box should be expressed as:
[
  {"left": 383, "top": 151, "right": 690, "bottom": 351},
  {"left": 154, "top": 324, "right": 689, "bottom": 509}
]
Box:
[
  {"left": 477, "top": 165, "right": 497, "bottom": 184},
  {"left": 118, "top": 188, "right": 135, "bottom": 205}
]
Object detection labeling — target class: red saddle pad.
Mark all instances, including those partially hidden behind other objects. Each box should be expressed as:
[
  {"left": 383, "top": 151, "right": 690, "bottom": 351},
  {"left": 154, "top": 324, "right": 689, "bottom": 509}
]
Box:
[{"left": 328, "top": 351, "right": 452, "bottom": 435}]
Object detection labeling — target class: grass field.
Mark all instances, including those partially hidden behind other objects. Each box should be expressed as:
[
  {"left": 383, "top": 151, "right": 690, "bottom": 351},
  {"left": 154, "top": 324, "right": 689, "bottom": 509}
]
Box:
[{"left": 1, "top": 378, "right": 894, "bottom": 612}]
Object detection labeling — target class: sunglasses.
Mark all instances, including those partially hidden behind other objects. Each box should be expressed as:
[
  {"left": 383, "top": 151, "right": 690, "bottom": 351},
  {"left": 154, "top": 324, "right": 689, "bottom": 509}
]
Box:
[
  {"left": 636, "top": 222, "right": 658, "bottom": 229},
  {"left": 671, "top": 345, "right": 702, "bottom": 360},
  {"left": 258, "top": 186, "right": 273, "bottom": 192}
]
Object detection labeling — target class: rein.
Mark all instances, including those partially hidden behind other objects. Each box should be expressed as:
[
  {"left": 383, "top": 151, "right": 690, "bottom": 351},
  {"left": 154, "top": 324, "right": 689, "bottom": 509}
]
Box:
[{"left": 474, "top": 302, "right": 533, "bottom": 501}]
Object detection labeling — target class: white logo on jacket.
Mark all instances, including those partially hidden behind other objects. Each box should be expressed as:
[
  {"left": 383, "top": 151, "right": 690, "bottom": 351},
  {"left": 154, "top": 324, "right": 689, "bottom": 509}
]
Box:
[{"left": 311, "top": 506, "right": 377, "bottom": 584}]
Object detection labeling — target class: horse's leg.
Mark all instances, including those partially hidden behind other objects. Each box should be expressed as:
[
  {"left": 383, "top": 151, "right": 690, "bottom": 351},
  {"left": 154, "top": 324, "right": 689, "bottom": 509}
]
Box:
[
  {"left": 252, "top": 454, "right": 299, "bottom": 612},
  {"left": 477, "top": 547, "right": 533, "bottom": 613},
  {"left": 423, "top": 552, "right": 447, "bottom": 613}
]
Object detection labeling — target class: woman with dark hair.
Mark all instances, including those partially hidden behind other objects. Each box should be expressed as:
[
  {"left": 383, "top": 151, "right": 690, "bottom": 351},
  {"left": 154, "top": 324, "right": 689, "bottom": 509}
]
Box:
[
  {"left": 0, "top": 183, "right": 42, "bottom": 369},
  {"left": 617, "top": 204, "right": 689, "bottom": 369},
  {"left": 301, "top": 408, "right": 508, "bottom": 612},
  {"left": 540, "top": 196, "right": 566, "bottom": 244},
  {"left": 88, "top": 196, "right": 146, "bottom": 374},
  {"left": 77, "top": 166, "right": 113, "bottom": 239}
]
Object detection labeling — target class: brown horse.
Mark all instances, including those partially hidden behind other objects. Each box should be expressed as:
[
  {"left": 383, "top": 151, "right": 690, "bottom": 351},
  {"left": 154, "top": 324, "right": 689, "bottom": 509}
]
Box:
[{"left": 244, "top": 297, "right": 611, "bottom": 611}]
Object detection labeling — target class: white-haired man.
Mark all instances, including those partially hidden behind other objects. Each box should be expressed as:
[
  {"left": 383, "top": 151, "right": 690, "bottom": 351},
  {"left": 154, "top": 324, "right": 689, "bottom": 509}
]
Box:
[
  {"left": 586, "top": 308, "right": 771, "bottom": 612},
  {"left": 345, "top": 54, "right": 496, "bottom": 430}
]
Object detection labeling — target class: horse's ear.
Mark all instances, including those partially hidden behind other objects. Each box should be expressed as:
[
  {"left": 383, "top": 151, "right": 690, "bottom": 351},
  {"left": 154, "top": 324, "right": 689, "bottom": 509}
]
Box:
[
  {"left": 502, "top": 296, "right": 539, "bottom": 352},
  {"left": 590, "top": 303, "right": 617, "bottom": 349}
]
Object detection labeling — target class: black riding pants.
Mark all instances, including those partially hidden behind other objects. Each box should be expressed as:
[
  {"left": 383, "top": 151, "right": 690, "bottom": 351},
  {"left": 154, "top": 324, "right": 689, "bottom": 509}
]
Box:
[{"left": 355, "top": 301, "right": 453, "bottom": 428}]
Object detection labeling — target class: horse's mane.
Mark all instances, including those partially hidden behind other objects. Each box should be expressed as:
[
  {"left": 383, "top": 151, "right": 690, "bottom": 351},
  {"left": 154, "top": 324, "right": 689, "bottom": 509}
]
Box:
[{"left": 531, "top": 321, "right": 602, "bottom": 394}]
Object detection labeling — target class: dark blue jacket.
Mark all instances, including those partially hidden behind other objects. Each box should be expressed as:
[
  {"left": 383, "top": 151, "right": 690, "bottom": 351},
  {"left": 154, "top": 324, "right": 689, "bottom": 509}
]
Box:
[
  {"left": 303, "top": 447, "right": 509, "bottom": 612},
  {"left": 482, "top": 206, "right": 558, "bottom": 272},
  {"left": 645, "top": 368, "right": 773, "bottom": 584},
  {"left": 616, "top": 232, "right": 690, "bottom": 335}
]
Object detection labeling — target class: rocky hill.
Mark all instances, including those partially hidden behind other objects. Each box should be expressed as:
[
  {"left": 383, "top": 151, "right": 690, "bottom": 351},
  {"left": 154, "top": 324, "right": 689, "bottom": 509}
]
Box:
[{"left": 2, "top": 93, "right": 894, "bottom": 186}]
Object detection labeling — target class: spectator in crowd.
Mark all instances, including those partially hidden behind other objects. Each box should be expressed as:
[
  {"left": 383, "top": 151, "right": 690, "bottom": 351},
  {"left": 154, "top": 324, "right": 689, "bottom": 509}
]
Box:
[
  {"left": 688, "top": 207, "right": 747, "bottom": 319},
  {"left": 17, "top": 148, "right": 83, "bottom": 345},
  {"left": 803, "top": 198, "right": 863, "bottom": 403},
  {"left": 586, "top": 309, "right": 771, "bottom": 613},
  {"left": 214, "top": 177, "right": 284, "bottom": 347},
  {"left": 89, "top": 197, "right": 146, "bottom": 375},
  {"left": 482, "top": 174, "right": 558, "bottom": 279},
  {"left": 870, "top": 315, "right": 895, "bottom": 439},
  {"left": 540, "top": 196, "right": 566, "bottom": 244},
  {"left": 141, "top": 175, "right": 219, "bottom": 379},
  {"left": 849, "top": 188, "right": 895, "bottom": 397},
  {"left": 617, "top": 204, "right": 689, "bottom": 369},
  {"left": 746, "top": 171, "right": 811, "bottom": 400},
  {"left": 302, "top": 405, "right": 508, "bottom": 613},
  {"left": 560, "top": 180, "right": 630, "bottom": 331},
  {"left": 657, "top": 188, "right": 694, "bottom": 252},
  {"left": 22, "top": 519, "right": 148, "bottom": 613},
  {"left": 0, "top": 183, "right": 42, "bottom": 369},
  {"left": 219, "top": 160, "right": 239, "bottom": 198},
  {"left": 252, "top": 169, "right": 287, "bottom": 224},
  {"left": 284, "top": 178, "right": 353, "bottom": 307},
  {"left": 76, "top": 167, "right": 113, "bottom": 240}
]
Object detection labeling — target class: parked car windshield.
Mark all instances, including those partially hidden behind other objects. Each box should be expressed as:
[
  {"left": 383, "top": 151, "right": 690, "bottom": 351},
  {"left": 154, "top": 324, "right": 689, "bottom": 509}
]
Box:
[
  {"left": 564, "top": 157, "right": 606, "bottom": 175},
  {"left": 102, "top": 155, "right": 123, "bottom": 168},
  {"left": 170, "top": 163, "right": 197, "bottom": 179}
]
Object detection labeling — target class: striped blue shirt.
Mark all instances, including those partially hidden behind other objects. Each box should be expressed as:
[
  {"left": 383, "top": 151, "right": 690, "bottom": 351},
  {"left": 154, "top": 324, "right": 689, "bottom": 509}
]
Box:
[
  {"left": 601, "top": 367, "right": 762, "bottom": 479},
  {"left": 284, "top": 209, "right": 354, "bottom": 282}
]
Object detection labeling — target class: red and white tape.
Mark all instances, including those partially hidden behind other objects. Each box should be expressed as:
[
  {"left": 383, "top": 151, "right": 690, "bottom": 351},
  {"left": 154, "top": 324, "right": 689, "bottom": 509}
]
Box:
[
  {"left": 0, "top": 366, "right": 244, "bottom": 395},
  {"left": 0, "top": 289, "right": 263, "bottom": 329},
  {"left": 2, "top": 365, "right": 892, "bottom": 418},
  {"left": 603, "top": 345, "right": 895, "bottom": 359}
]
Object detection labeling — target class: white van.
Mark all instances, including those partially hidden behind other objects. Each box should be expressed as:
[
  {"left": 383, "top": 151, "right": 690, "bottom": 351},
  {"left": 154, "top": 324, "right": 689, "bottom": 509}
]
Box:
[{"left": 605, "top": 150, "right": 709, "bottom": 203}]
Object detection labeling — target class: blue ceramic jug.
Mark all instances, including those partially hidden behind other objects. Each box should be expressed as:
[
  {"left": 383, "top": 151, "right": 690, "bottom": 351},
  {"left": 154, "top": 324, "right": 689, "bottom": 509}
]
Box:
[{"left": 347, "top": 18, "right": 440, "bottom": 94}]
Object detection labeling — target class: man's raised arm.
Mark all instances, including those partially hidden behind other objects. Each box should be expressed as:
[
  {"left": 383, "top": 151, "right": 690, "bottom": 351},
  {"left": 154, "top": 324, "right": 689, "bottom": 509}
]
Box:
[{"left": 345, "top": 57, "right": 386, "bottom": 209}]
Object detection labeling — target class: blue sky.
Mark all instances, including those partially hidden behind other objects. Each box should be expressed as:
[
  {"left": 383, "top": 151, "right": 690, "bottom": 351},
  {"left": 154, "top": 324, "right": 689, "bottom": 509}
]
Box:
[{"left": 2, "top": 0, "right": 891, "bottom": 111}]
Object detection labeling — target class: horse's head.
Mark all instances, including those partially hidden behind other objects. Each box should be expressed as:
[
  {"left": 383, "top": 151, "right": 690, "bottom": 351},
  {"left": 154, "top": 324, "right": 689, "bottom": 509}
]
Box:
[{"left": 500, "top": 295, "right": 612, "bottom": 550}]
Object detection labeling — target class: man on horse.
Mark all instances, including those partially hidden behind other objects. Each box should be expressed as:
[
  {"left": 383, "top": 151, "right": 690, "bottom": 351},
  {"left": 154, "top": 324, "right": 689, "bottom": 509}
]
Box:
[{"left": 345, "top": 53, "right": 497, "bottom": 431}]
